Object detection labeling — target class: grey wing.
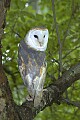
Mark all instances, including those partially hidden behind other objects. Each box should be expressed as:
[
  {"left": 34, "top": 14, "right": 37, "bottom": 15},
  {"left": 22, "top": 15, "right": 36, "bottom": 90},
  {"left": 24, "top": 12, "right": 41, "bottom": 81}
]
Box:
[
  {"left": 18, "top": 43, "right": 30, "bottom": 87},
  {"left": 18, "top": 54, "right": 26, "bottom": 82},
  {"left": 18, "top": 44, "right": 37, "bottom": 95}
]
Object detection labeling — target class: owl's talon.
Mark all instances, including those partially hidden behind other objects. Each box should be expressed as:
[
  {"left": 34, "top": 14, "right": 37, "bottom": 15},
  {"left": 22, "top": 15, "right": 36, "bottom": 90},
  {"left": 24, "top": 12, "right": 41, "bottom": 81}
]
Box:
[
  {"left": 43, "top": 89, "right": 48, "bottom": 92},
  {"left": 26, "top": 95, "right": 33, "bottom": 101}
]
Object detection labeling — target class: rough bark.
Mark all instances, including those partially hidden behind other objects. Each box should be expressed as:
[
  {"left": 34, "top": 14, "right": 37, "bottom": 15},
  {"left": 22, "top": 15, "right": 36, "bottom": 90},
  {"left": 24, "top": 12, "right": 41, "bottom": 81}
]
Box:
[
  {"left": 0, "top": 0, "right": 19, "bottom": 120},
  {"left": 0, "top": 0, "right": 80, "bottom": 120}
]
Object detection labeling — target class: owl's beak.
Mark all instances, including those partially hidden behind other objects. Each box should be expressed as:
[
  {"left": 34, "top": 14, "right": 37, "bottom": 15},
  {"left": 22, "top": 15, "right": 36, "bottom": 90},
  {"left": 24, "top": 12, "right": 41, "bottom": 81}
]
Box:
[{"left": 38, "top": 41, "right": 43, "bottom": 46}]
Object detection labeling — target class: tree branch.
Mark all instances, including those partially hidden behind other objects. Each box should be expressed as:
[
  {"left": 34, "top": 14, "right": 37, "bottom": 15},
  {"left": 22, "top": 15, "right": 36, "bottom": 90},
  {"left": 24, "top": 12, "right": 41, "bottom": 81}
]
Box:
[
  {"left": 62, "top": 0, "right": 80, "bottom": 46},
  {"left": 61, "top": 98, "right": 80, "bottom": 109},
  {"left": 51, "top": 0, "right": 62, "bottom": 77},
  {"left": 63, "top": 45, "right": 80, "bottom": 59},
  {"left": 16, "top": 63, "right": 80, "bottom": 119}
]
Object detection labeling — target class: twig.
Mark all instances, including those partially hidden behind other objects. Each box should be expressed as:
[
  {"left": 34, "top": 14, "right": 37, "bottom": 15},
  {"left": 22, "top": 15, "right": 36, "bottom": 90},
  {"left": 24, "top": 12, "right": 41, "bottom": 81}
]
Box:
[
  {"left": 52, "top": 0, "right": 62, "bottom": 77},
  {"left": 62, "top": 15, "right": 73, "bottom": 46},
  {"left": 11, "top": 24, "right": 22, "bottom": 38},
  {"left": 63, "top": 45, "right": 80, "bottom": 59},
  {"left": 61, "top": 98, "right": 80, "bottom": 108},
  {"left": 48, "top": 51, "right": 59, "bottom": 64},
  {"left": 62, "top": 0, "right": 79, "bottom": 46},
  {"left": 12, "top": 30, "right": 22, "bottom": 38}
]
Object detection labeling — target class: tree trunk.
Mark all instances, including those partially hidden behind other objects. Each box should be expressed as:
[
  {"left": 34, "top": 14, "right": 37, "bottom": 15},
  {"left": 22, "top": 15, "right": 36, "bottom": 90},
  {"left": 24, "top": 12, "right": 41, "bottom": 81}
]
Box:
[{"left": 0, "top": 1, "right": 19, "bottom": 120}]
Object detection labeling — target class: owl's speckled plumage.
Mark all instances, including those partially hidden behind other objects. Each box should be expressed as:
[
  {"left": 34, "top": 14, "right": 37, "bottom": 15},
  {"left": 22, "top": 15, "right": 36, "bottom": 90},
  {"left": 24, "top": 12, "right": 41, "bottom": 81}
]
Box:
[{"left": 18, "top": 27, "right": 48, "bottom": 107}]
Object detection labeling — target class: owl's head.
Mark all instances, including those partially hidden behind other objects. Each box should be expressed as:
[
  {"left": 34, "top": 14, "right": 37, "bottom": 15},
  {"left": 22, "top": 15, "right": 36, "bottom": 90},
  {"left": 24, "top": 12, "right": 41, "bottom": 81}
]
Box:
[{"left": 24, "top": 27, "right": 49, "bottom": 51}]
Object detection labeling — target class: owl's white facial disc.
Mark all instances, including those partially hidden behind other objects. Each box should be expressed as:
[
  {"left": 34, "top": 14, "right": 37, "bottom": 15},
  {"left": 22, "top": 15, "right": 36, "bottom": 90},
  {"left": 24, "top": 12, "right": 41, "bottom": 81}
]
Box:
[{"left": 24, "top": 28, "right": 49, "bottom": 51}]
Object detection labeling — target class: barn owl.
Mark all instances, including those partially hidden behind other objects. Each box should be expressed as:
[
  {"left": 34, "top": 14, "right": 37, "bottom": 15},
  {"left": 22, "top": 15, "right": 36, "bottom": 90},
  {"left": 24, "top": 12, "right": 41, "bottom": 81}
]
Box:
[{"left": 18, "top": 27, "right": 49, "bottom": 107}]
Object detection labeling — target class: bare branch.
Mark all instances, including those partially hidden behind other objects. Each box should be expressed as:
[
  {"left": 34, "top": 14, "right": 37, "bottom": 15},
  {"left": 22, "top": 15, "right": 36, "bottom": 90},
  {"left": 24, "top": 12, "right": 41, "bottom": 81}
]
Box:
[
  {"left": 61, "top": 98, "right": 80, "bottom": 109},
  {"left": 51, "top": 0, "right": 62, "bottom": 77},
  {"left": 11, "top": 24, "right": 22, "bottom": 38},
  {"left": 62, "top": 15, "right": 73, "bottom": 46},
  {"left": 62, "top": 0, "right": 79, "bottom": 46},
  {"left": 63, "top": 45, "right": 80, "bottom": 59}
]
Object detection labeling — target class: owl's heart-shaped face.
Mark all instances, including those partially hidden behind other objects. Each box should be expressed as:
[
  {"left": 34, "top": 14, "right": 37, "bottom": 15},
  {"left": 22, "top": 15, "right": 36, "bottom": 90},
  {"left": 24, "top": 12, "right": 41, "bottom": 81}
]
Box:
[{"left": 24, "top": 28, "right": 49, "bottom": 51}]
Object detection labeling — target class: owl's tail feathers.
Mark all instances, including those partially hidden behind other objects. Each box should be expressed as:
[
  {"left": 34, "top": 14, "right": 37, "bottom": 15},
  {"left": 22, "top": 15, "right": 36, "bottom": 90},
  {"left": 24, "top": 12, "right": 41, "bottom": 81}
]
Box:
[{"left": 34, "top": 91, "right": 43, "bottom": 107}]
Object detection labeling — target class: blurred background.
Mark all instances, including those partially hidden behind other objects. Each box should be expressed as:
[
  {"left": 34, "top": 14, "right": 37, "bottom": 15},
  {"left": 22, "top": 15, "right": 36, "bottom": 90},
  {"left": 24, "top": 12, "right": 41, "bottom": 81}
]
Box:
[{"left": 2, "top": 0, "right": 80, "bottom": 119}]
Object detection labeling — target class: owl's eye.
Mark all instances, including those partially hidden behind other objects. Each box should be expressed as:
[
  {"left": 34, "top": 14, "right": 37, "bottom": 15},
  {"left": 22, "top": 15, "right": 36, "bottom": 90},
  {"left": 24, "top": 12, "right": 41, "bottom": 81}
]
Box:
[
  {"left": 43, "top": 35, "right": 45, "bottom": 38},
  {"left": 34, "top": 35, "right": 38, "bottom": 39}
]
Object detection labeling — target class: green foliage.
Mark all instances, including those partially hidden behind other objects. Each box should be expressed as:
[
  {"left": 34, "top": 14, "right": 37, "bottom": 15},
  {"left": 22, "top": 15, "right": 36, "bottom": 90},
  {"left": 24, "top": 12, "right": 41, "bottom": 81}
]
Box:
[{"left": 2, "top": 0, "right": 80, "bottom": 119}]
